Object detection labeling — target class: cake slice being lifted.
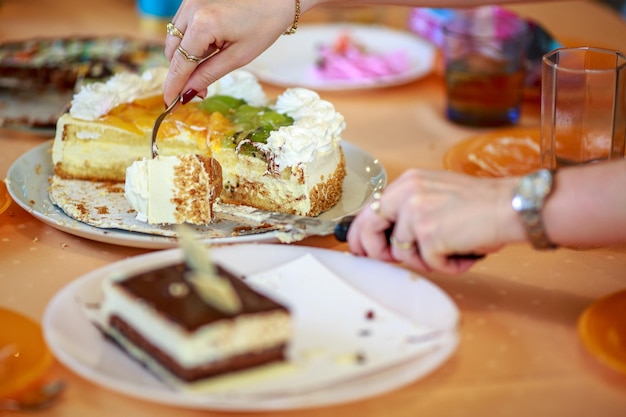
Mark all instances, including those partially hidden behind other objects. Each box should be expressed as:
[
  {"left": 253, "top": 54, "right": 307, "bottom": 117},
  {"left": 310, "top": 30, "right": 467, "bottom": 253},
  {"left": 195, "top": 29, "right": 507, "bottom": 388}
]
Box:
[{"left": 124, "top": 154, "right": 222, "bottom": 225}]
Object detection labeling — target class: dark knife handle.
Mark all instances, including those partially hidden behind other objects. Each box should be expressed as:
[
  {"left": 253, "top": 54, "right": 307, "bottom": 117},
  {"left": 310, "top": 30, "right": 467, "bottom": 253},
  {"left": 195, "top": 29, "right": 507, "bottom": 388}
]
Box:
[
  {"left": 334, "top": 215, "right": 485, "bottom": 261},
  {"left": 334, "top": 215, "right": 356, "bottom": 242}
]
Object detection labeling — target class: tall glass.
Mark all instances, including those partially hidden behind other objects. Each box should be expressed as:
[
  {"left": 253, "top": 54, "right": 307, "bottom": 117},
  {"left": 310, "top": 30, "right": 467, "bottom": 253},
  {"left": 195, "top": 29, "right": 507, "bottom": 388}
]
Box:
[{"left": 541, "top": 47, "right": 626, "bottom": 168}]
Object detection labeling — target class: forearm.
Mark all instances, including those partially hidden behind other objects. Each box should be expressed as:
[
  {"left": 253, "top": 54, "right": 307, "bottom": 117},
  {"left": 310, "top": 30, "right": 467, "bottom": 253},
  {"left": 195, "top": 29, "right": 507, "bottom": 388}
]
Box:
[
  {"left": 544, "top": 160, "right": 626, "bottom": 247},
  {"left": 305, "top": 0, "right": 534, "bottom": 8},
  {"left": 495, "top": 159, "right": 626, "bottom": 249},
  {"left": 498, "top": 160, "right": 626, "bottom": 248}
]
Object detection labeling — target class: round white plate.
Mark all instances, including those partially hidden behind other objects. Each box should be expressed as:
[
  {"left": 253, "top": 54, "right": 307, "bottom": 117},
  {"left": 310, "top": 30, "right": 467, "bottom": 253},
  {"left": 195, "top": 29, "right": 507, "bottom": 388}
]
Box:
[
  {"left": 43, "top": 244, "right": 459, "bottom": 411},
  {"left": 5, "top": 141, "right": 386, "bottom": 249},
  {"left": 244, "top": 23, "right": 436, "bottom": 90}
]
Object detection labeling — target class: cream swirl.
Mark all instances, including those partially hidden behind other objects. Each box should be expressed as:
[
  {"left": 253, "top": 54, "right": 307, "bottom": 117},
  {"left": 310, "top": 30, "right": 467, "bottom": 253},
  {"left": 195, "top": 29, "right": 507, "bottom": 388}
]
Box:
[
  {"left": 273, "top": 88, "right": 321, "bottom": 117},
  {"left": 206, "top": 70, "right": 267, "bottom": 106},
  {"left": 70, "top": 68, "right": 167, "bottom": 121},
  {"left": 262, "top": 87, "right": 345, "bottom": 170}
]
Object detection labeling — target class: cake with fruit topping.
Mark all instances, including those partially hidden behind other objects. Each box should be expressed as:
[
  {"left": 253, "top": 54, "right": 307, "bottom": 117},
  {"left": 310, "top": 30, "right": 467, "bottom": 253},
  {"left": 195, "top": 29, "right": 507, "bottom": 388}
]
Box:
[
  {"left": 87, "top": 230, "right": 292, "bottom": 388},
  {"left": 52, "top": 68, "right": 346, "bottom": 217}
]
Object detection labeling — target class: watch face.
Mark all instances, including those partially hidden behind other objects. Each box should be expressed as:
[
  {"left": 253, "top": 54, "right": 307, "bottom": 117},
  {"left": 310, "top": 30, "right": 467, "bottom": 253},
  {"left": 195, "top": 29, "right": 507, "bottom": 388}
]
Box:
[
  {"left": 511, "top": 169, "right": 557, "bottom": 250},
  {"left": 512, "top": 169, "right": 553, "bottom": 212}
]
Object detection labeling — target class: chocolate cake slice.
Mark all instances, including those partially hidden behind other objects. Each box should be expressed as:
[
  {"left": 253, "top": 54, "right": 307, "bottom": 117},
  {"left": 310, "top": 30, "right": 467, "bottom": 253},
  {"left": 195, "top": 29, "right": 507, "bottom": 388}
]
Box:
[{"left": 93, "top": 261, "right": 292, "bottom": 387}]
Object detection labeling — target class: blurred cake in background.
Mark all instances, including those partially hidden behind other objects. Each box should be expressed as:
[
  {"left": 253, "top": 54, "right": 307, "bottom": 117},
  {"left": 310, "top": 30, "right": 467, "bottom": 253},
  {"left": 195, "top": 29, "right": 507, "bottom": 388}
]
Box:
[{"left": 0, "top": 36, "right": 166, "bottom": 129}]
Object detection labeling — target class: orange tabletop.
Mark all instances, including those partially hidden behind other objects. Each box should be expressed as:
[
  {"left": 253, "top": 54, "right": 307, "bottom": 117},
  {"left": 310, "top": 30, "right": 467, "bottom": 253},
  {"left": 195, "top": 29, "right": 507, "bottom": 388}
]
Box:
[{"left": 1, "top": 1, "right": 626, "bottom": 416}]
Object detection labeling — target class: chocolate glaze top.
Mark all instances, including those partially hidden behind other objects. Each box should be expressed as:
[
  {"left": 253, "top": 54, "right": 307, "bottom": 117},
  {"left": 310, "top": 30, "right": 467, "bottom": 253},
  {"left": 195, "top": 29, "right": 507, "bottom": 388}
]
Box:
[{"left": 115, "top": 263, "right": 288, "bottom": 332}]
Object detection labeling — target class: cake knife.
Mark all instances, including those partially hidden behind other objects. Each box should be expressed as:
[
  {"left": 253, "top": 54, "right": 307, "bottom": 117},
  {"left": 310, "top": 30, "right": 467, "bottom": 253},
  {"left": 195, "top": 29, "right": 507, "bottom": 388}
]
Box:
[{"left": 251, "top": 210, "right": 484, "bottom": 261}]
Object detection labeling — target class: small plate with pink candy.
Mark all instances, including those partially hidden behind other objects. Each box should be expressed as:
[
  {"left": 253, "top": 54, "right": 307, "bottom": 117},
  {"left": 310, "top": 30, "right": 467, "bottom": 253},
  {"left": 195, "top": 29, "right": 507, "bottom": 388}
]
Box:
[{"left": 245, "top": 23, "right": 436, "bottom": 91}]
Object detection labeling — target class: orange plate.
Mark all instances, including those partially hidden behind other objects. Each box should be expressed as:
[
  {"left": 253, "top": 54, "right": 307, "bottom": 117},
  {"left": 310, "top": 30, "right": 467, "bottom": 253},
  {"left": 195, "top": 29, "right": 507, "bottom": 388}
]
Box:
[
  {"left": 443, "top": 127, "right": 541, "bottom": 178},
  {"left": 0, "top": 181, "right": 11, "bottom": 215},
  {"left": 0, "top": 307, "right": 54, "bottom": 398},
  {"left": 578, "top": 289, "right": 626, "bottom": 375}
]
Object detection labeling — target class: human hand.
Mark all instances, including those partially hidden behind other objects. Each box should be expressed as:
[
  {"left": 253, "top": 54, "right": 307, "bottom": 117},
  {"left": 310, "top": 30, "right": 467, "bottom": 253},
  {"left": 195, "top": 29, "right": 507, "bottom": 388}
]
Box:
[
  {"left": 346, "top": 169, "right": 523, "bottom": 274},
  {"left": 163, "top": 0, "right": 304, "bottom": 105}
]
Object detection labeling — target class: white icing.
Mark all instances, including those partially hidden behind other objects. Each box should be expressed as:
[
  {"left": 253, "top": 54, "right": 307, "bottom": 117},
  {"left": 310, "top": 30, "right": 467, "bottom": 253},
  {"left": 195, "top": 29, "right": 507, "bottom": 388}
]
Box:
[
  {"left": 272, "top": 88, "right": 320, "bottom": 117},
  {"left": 70, "top": 67, "right": 167, "bottom": 120},
  {"left": 124, "top": 159, "right": 151, "bottom": 223},
  {"left": 262, "top": 88, "right": 345, "bottom": 170},
  {"left": 206, "top": 70, "right": 268, "bottom": 107}
]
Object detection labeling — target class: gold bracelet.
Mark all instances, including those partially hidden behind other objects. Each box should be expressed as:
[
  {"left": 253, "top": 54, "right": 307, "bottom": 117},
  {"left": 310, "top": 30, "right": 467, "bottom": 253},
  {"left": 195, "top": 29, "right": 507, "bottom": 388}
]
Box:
[{"left": 283, "top": 0, "right": 301, "bottom": 35}]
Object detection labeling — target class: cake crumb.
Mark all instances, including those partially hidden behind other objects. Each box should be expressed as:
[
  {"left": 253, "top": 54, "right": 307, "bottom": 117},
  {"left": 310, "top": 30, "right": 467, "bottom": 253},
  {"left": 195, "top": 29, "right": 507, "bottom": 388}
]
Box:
[{"left": 355, "top": 351, "right": 367, "bottom": 364}]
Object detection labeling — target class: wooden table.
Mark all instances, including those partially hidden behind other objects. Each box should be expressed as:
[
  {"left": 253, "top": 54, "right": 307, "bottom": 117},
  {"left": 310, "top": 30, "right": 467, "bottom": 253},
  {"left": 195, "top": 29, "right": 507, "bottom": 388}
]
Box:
[{"left": 1, "top": 1, "right": 626, "bottom": 416}]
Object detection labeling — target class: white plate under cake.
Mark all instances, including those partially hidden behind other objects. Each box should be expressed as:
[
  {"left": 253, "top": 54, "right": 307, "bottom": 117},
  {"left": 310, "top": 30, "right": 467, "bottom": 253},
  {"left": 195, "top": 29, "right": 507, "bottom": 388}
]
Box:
[
  {"left": 6, "top": 141, "right": 386, "bottom": 248},
  {"left": 43, "top": 244, "right": 459, "bottom": 410}
]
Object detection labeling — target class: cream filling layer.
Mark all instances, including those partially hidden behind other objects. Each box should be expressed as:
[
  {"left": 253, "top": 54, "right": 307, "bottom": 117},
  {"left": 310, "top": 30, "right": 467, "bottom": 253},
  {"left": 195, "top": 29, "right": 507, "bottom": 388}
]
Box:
[{"left": 218, "top": 140, "right": 342, "bottom": 214}]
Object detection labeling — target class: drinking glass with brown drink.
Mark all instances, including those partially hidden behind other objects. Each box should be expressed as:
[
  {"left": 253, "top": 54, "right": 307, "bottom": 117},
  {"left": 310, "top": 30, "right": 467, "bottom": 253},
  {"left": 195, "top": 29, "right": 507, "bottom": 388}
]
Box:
[{"left": 442, "top": 8, "right": 529, "bottom": 127}]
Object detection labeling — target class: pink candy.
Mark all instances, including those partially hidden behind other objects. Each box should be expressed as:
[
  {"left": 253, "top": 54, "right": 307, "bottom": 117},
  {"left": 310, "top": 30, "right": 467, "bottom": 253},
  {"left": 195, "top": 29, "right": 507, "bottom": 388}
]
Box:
[{"left": 313, "top": 33, "right": 410, "bottom": 81}]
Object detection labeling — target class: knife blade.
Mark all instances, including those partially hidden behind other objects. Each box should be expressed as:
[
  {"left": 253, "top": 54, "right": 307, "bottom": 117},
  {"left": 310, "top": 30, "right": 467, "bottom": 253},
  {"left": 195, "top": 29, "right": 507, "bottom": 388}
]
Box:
[
  {"left": 250, "top": 210, "right": 355, "bottom": 241},
  {"left": 251, "top": 210, "right": 485, "bottom": 261}
]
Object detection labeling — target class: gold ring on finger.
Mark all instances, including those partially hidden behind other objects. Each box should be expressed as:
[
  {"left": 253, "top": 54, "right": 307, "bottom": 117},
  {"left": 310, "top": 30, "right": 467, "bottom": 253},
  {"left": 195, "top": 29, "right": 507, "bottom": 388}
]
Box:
[
  {"left": 369, "top": 191, "right": 391, "bottom": 222},
  {"left": 177, "top": 45, "right": 204, "bottom": 64},
  {"left": 390, "top": 237, "right": 415, "bottom": 251},
  {"left": 166, "top": 22, "right": 184, "bottom": 39}
]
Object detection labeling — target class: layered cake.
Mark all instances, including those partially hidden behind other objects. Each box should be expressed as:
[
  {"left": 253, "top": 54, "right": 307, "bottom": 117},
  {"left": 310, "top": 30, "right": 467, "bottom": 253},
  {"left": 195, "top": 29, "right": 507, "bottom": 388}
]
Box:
[
  {"left": 53, "top": 68, "right": 346, "bottom": 217},
  {"left": 90, "top": 248, "right": 292, "bottom": 387},
  {"left": 125, "top": 155, "right": 222, "bottom": 225}
]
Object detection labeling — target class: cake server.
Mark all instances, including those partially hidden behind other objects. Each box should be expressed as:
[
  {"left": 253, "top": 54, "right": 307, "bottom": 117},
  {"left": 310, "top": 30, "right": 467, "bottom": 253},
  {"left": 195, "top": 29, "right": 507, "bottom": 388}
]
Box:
[
  {"left": 251, "top": 210, "right": 484, "bottom": 260},
  {"left": 250, "top": 211, "right": 355, "bottom": 241},
  {"left": 150, "top": 93, "right": 182, "bottom": 158}
]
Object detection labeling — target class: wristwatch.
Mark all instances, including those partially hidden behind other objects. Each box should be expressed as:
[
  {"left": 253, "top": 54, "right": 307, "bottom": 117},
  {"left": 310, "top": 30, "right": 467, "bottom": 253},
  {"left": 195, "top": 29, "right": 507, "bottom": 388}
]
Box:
[{"left": 511, "top": 169, "right": 558, "bottom": 250}]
